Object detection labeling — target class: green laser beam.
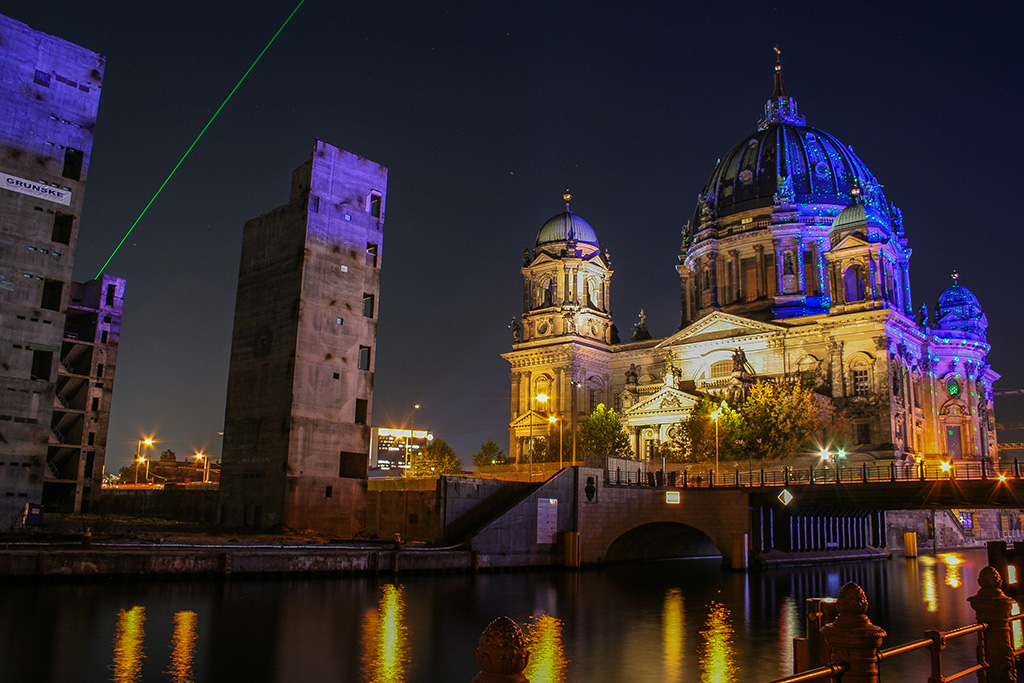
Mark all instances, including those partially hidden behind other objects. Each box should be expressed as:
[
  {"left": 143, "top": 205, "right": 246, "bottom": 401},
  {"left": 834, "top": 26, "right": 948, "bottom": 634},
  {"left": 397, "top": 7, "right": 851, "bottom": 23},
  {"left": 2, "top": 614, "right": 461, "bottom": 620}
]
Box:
[{"left": 95, "top": 0, "right": 306, "bottom": 279}]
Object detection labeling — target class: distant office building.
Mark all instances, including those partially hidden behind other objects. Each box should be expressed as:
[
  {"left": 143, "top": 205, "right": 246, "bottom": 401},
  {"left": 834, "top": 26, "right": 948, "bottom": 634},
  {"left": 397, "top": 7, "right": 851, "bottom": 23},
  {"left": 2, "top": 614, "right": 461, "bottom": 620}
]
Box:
[
  {"left": 220, "top": 141, "right": 387, "bottom": 535},
  {"left": 370, "top": 428, "right": 433, "bottom": 470},
  {"left": 0, "top": 15, "right": 110, "bottom": 527}
]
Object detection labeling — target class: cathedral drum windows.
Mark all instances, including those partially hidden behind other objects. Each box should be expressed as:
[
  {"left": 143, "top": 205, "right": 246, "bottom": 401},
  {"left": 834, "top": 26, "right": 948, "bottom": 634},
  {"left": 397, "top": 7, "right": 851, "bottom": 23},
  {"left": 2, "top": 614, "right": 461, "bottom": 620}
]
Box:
[{"left": 843, "top": 264, "right": 865, "bottom": 303}]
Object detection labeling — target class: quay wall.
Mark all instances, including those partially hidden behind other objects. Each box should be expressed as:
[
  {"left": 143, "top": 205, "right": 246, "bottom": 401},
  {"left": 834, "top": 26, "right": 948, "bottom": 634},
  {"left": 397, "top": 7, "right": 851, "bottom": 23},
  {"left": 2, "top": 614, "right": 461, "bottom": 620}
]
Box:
[{"left": 0, "top": 546, "right": 474, "bottom": 579}]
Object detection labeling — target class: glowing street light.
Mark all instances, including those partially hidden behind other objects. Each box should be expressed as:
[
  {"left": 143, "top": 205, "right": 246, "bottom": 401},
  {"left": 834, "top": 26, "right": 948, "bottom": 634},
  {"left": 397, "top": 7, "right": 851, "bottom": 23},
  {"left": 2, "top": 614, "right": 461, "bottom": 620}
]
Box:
[
  {"left": 548, "top": 414, "right": 562, "bottom": 469},
  {"left": 404, "top": 404, "right": 421, "bottom": 468},
  {"left": 530, "top": 393, "right": 549, "bottom": 480},
  {"left": 135, "top": 438, "right": 153, "bottom": 484},
  {"left": 710, "top": 400, "right": 726, "bottom": 477},
  {"left": 195, "top": 451, "right": 210, "bottom": 484}
]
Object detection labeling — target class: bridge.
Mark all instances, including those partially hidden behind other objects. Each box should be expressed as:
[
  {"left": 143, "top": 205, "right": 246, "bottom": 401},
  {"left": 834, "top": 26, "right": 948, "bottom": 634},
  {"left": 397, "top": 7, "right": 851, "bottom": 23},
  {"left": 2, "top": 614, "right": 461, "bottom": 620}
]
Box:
[{"left": 462, "top": 461, "right": 1024, "bottom": 570}]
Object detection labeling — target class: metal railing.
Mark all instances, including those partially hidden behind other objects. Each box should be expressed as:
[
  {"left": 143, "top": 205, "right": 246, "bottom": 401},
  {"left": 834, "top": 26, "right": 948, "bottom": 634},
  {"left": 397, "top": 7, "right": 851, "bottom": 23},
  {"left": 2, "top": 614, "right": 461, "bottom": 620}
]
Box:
[{"left": 604, "top": 460, "right": 1019, "bottom": 489}]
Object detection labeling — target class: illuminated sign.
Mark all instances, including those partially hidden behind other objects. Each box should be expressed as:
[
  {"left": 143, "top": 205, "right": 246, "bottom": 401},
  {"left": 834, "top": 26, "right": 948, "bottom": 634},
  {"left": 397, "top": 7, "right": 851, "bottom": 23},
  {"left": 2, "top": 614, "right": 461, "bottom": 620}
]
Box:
[
  {"left": 778, "top": 489, "right": 793, "bottom": 505},
  {"left": 665, "top": 490, "right": 681, "bottom": 504},
  {"left": 0, "top": 172, "right": 71, "bottom": 205}
]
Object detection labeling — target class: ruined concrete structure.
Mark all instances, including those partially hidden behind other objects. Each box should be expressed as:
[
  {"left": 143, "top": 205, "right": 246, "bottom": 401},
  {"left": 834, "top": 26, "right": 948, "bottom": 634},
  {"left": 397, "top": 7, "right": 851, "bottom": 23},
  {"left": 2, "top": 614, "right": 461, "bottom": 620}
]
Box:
[
  {"left": 0, "top": 15, "right": 120, "bottom": 526},
  {"left": 220, "top": 141, "right": 386, "bottom": 534},
  {"left": 505, "top": 61, "right": 998, "bottom": 467}
]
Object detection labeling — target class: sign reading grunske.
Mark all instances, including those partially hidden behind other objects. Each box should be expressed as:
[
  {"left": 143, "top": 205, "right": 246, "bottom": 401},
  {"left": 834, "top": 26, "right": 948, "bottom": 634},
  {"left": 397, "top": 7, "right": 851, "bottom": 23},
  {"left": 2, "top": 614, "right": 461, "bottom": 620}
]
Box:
[{"left": 1, "top": 172, "right": 71, "bottom": 205}]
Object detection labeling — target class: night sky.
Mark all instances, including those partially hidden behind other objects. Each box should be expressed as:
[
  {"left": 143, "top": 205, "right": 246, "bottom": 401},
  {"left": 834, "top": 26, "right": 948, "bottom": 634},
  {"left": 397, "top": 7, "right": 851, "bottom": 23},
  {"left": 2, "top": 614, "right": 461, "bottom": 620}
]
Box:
[{"left": 11, "top": 1, "right": 1024, "bottom": 469}]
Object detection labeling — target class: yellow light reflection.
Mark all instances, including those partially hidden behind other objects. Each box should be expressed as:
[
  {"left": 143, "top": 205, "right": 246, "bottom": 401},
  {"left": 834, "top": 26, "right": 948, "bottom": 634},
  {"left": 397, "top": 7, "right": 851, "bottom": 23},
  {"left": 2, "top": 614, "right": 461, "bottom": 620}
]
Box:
[
  {"left": 921, "top": 562, "right": 939, "bottom": 612},
  {"left": 662, "top": 588, "right": 685, "bottom": 683},
  {"left": 1012, "top": 602, "right": 1022, "bottom": 651},
  {"left": 941, "top": 553, "right": 964, "bottom": 588},
  {"left": 111, "top": 606, "right": 146, "bottom": 683},
  {"left": 699, "top": 602, "right": 738, "bottom": 683},
  {"left": 166, "top": 611, "right": 197, "bottom": 683},
  {"left": 777, "top": 597, "right": 799, "bottom": 674},
  {"left": 361, "top": 584, "right": 408, "bottom": 683},
  {"left": 525, "top": 614, "right": 566, "bottom": 683}
]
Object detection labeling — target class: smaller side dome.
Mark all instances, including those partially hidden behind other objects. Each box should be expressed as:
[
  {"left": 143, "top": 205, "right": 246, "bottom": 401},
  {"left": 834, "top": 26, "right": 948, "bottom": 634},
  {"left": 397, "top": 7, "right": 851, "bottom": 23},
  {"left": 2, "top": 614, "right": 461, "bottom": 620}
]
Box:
[
  {"left": 536, "top": 211, "right": 600, "bottom": 247},
  {"left": 935, "top": 274, "right": 987, "bottom": 341},
  {"left": 831, "top": 202, "right": 889, "bottom": 234}
]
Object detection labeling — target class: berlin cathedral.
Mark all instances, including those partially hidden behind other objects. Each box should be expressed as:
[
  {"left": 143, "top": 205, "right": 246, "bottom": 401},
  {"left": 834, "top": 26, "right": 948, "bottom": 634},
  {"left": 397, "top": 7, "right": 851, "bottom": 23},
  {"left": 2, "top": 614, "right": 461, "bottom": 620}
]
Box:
[{"left": 503, "top": 61, "right": 997, "bottom": 468}]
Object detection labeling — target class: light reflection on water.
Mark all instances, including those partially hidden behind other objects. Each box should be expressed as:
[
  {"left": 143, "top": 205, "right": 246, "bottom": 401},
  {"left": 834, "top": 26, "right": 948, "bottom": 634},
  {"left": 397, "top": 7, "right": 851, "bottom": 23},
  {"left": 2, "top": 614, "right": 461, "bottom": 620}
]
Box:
[
  {"left": 361, "top": 583, "right": 408, "bottom": 683},
  {"left": 167, "top": 611, "right": 197, "bottom": 683},
  {"left": 111, "top": 606, "right": 146, "bottom": 683},
  {"left": 662, "top": 588, "right": 685, "bottom": 683},
  {"left": 1, "top": 549, "right": 1000, "bottom": 682},
  {"left": 524, "top": 614, "right": 566, "bottom": 683},
  {"left": 699, "top": 601, "right": 738, "bottom": 683}
]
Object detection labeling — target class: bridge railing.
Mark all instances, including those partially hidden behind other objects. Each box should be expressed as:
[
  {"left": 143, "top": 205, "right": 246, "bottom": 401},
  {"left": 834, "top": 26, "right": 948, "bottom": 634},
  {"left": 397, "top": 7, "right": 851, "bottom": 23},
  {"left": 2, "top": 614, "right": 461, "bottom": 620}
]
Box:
[{"left": 603, "top": 459, "right": 1019, "bottom": 489}]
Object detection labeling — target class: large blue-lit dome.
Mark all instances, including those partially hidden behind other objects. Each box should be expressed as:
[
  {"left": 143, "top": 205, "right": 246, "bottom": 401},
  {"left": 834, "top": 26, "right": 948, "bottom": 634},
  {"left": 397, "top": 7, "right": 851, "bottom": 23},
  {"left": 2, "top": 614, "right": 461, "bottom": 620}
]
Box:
[
  {"left": 935, "top": 276, "right": 987, "bottom": 341},
  {"left": 687, "top": 65, "right": 889, "bottom": 242},
  {"left": 536, "top": 211, "right": 599, "bottom": 247}
]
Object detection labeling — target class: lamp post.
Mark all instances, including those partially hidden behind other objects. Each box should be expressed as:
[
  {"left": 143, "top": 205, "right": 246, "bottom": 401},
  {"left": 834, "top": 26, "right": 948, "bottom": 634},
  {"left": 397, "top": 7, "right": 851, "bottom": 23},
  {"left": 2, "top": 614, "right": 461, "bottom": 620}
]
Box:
[
  {"left": 710, "top": 405, "right": 722, "bottom": 478},
  {"left": 404, "top": 403, "right": 420, "bottom": 468},
  {"left": 549, "top": 415, "right": 562, "bottom": 469},
  {"left": 134, "top": 438, "right": 153, "bottom": 484},
  {"left": 530, "top": 393, "right": 548, "bottom": 480},
  {"left": 195, "top": 452, "right": 210, "bottom": 484}
]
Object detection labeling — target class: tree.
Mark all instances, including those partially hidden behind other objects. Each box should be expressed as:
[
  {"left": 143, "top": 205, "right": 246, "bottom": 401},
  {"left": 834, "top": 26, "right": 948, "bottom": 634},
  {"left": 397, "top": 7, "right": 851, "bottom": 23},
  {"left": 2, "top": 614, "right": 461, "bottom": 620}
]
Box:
[
  {"left": 472, "top": 439, "right": 508, "bottom": 467},
  {"left": 672, "top": 398, "right": 746, "bottom": 465},
  {"left": 578, "top": 404, "right": 633, "bottom": 459},
  {"left": 739, "top": 381, "right": 850, "bottom": 461},
  {"left": 407, "top": 438, "right": 463, "bottom": 476}
]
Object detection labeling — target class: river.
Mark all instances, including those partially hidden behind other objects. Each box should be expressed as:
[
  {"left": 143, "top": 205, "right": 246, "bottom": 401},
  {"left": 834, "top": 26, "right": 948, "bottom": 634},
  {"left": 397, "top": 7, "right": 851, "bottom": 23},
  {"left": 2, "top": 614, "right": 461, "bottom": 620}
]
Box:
[{"left": 0, "top": 549, "right": 1002, "bottom": 682}]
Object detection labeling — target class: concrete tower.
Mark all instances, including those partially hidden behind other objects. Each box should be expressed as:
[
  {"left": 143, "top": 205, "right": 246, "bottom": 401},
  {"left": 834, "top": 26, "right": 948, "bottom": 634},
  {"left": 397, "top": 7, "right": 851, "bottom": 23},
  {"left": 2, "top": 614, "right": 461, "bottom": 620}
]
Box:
[
  {"left": 220, "top": 141, "right": 386, "bottom": 535},
  {"left": 0, "top": 15, "right": 107, "bottom": 526}
]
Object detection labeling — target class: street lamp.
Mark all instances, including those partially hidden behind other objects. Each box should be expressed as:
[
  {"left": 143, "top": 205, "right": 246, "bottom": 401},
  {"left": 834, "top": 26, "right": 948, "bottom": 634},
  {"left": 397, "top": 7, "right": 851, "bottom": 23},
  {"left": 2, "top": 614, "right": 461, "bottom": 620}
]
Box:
[
  {"left": 404, "top": 403, "right": 420, "bottom": 468},
  {"left": 195, "top": 452, "right": 210, "bottom": 484},
  {"left": 135, "top": 438, "right": 153, "bottom": 484},
  {"left": 548, "top": 414, "right": 562, "bottom": 469},
  {"left": 530, "top": 393, "right": 549, "bottom": 480},
  {"left": 710, "top": 401, "right": 725, "bottom": 478}
]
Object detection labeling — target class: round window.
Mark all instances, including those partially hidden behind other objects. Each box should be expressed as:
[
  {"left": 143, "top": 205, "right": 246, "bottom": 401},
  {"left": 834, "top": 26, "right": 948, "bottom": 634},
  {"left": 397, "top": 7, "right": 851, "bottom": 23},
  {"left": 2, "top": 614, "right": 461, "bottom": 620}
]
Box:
[{"left": 946, "top": 376, "right": 961, "bottom": 397}]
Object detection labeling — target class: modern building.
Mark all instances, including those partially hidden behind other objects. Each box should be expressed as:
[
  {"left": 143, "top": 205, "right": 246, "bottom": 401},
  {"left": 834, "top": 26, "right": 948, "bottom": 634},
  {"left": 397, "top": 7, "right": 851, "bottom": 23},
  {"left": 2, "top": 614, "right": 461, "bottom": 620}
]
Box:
[
  {"left": 504, "top": 61, "right": 997, "bottom": 468},
  {"left": 220, "top": 140, "right": 387, "bottom": 535},
  {"left": 0, "top": 15, "right": 110, "bottom": 527},
  {"left": 370, "top": 427, "right": 434, "bottom": 470}
]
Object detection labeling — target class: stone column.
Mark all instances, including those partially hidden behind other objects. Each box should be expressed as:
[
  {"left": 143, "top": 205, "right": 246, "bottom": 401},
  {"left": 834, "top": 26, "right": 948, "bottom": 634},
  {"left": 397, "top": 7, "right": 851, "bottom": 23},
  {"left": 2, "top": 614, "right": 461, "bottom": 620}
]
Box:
[
  {"left": 510, "top": 372, "right": 521, "bottom": 421},
  {"left": 754, "top": 244, "right": 766, "bottom": 298},
  {"left": 773, "top": 239, "right": 784, "bottom": 294},
  {"left": 968, "top": 566, "right": 1017, "bottom": 683},
  {"left": 729, "top": 249, "right": 740, "bottom": 303},
  {"left": 795, "top": 237, "right": 806, "bottom": 293},
  {"left": 820, "top": 582, "right": 887, "bottom": 683},
  {"left": 707, "top": 251, "right": 720, "bottom": 307},
  {"left": 474, "top": 616, "right": 530, "bottom": 683},
  {"left": 901, "top": 263, "right": 913, "bottom": 315}
]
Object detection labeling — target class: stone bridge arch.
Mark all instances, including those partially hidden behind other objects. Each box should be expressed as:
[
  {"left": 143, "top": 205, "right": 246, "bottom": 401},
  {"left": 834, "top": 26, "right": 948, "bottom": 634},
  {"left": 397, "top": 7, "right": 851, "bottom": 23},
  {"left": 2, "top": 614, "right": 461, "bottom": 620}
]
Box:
[{"left": 604, "top": 521, "right": 720, "bottom": 562}]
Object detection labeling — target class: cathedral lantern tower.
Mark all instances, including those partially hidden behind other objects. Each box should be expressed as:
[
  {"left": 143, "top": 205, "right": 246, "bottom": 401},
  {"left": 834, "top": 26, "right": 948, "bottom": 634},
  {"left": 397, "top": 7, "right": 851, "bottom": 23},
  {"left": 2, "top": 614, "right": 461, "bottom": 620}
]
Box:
[{"left": 503, "top": 193, "right": 616, "bottom": 464}]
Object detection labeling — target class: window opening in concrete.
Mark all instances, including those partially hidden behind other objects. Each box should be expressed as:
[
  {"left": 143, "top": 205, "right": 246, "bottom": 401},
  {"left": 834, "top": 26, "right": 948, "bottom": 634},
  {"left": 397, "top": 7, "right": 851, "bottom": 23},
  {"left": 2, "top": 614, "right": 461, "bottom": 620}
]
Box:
[
  {"left": 91, "top": 397, "right": 99, "bottom": 411},
  {"left": 101, "top": 330, "right": 108, "bottom": 343},
  {"left": 51, "top": 213, "right": 73, "bottom": 245},
  {"left": 853, "top": 368, "right": 870, "bottom": 396},
  {"left": 340, "top": 451, "right": 365, "bottom": 477},
  {"left": 369, "top": 192, "right": 381, "bottom": 218},
  {"left": 62, "top": 148, "right": 83, "bottom": 180},
  {"left": 366, "top": 243, "right": 378, "bottom": 267},
  {"left": 96, "top": 363, "right": 104, "bottom": 378},
  {"left": 40, "top": 279, "right": 63, "bottom": 311},
  {"left": 325, "top": 485, "right": 333, "bottom": 498},
  {"left": 105, "top": 284, "right": 115, "bottom": 306},
  {"left": 355, "top": 399, "right": 368, "bottom": 425},
  {"left": 362, "top": 293, "right": 375, "bottom": 317},
  {"left": 31, "top": 350, "right": 52, "bottom": 381},
  {"left": 855, "top": 423, "right": 871, "bottom": 445},
  {"left": 309, "top": 195, "right": 320, "bottom": 213},
  {"left": 336, "top": 317, "right": 344, "bottom": 326},
  {"left": 87, "top": 432, "right": 95, "bottom": 446},
  {"left": 358, "top": 346, "right": 371, "bottom": 370}
]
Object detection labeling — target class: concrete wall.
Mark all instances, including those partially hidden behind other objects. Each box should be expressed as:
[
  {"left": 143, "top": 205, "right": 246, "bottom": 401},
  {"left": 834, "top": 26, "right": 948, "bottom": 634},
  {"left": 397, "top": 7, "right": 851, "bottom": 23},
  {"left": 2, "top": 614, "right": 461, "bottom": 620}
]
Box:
[{"left": 99, "top": 488, "right": 218, "bottom": 524}]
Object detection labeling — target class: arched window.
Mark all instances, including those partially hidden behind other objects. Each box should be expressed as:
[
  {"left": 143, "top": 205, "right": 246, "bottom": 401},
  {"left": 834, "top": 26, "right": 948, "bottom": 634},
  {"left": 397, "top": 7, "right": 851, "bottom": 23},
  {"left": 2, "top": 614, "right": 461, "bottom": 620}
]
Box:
[
  {"left": 850, "top": 361, "right": 871, "bottom": 397},
  {"left": 709, "top": 360, "right": 732, "bottom": 379},
  {"left": 844, "top": 264, "right": 865, "bottom": 303}
]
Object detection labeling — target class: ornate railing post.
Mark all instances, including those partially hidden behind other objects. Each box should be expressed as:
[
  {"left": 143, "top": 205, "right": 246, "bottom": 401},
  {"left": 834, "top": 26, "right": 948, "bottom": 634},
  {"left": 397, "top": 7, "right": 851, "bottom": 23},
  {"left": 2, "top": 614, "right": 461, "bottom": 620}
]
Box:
[
  {"left": 968, "top": 566, "right": 1017, "bottom": 683},
  {"left": 474, "top": 616, "right": 530, "bottom": 683},
  {"left": 820, "top": 583, "right": 887, "bottom": 683}
]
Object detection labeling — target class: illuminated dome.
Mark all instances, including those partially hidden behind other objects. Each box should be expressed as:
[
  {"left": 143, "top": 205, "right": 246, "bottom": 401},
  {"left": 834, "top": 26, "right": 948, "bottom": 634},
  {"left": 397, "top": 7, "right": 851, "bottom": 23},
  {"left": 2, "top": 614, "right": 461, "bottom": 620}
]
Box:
[
  {"left": 831, "top": 199, "right": 889, "bottom": 233},
  {"left": 686, "top": 62, "right": 888, "bottom": 244},
  {"left": 935, "top": 275, "right": 987, "bottom": 341},
  {"left": 536, "top": 211, "right": 599, "bottom": 247}
]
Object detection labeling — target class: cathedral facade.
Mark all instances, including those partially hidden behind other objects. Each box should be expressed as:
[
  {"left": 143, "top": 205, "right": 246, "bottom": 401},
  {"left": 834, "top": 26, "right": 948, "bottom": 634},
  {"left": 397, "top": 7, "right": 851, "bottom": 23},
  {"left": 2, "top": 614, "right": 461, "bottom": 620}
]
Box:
[{"left": 503, "top": 64, "right": 997, "bottom": 468}]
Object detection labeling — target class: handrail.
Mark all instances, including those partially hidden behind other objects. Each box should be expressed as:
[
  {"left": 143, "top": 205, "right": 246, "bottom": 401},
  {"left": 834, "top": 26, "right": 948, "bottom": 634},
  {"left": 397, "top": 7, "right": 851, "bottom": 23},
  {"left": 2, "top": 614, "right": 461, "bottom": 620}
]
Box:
[{"left": 763, "top": 662, "right": 847, "bottom": 683}]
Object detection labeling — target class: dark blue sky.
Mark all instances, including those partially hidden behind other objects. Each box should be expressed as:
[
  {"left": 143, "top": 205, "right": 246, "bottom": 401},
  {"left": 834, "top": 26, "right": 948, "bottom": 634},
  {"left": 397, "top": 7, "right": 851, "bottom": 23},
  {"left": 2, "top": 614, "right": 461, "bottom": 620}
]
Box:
[{"left": 12, "top": 1, "right": 1024, "bottom": 468}]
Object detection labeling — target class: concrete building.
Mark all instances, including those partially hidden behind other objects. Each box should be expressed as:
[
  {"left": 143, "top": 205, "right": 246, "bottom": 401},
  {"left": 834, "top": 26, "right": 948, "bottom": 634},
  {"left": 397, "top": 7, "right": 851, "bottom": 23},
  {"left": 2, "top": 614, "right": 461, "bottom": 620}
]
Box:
[
  {"left": 505, "top": 62, "right": 998, "bottom": 468},
  {"left": 0, "top": 15, "right": 109, "bottom": 527},
  {"left": 220, "top": 140, "right": 387, "bottom": 535}
]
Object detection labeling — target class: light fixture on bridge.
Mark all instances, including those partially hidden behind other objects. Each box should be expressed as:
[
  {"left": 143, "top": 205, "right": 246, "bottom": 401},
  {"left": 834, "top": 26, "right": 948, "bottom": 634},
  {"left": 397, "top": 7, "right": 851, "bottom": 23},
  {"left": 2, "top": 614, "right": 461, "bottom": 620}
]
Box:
[{"left": 665, "top": 490, "right": 680, "bottom": 505}]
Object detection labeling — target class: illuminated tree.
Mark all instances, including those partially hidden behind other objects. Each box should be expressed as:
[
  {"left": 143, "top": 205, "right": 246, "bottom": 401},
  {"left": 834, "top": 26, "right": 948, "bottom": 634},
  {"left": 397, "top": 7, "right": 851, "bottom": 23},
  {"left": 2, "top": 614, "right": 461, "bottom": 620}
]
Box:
[
  {"left": 739, "top": 381, "right": 850, "bottom": 461},
  {"left": 671, "top": 398, "right": 746, "bottom": 464},
  {"left": 578, "top": 404, "right": 633, "bottom": 459},
  {"left": 472, "top": 439, "right": 508, "bottom": 467},
  {"left": 408, "top": 438, "right": 463, "bottom": 476}
]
